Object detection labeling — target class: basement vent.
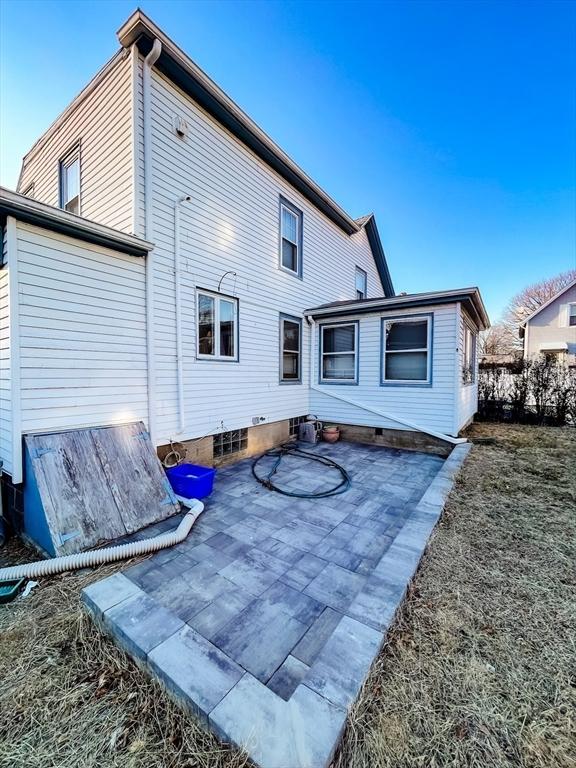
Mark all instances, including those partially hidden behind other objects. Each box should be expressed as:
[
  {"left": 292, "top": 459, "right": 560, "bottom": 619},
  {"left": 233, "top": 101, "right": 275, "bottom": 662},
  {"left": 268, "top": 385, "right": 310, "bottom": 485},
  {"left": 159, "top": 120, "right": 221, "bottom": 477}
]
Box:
[
  {"left": 289, "top": 415, "right": 308, "bottom": 437},
  {"left": 213, "top": 428, "right": 248, "bottom": 458},
  {"left": 375, "top": 427, "right": 384, "bottom": 436}
]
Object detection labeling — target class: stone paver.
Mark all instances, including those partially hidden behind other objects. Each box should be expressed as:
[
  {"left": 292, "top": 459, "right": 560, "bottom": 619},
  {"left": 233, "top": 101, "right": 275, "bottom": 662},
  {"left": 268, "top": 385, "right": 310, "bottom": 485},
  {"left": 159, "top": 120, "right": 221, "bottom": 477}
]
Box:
[{"left": 82, "top": 440, "right": 472, "bottom": 768}]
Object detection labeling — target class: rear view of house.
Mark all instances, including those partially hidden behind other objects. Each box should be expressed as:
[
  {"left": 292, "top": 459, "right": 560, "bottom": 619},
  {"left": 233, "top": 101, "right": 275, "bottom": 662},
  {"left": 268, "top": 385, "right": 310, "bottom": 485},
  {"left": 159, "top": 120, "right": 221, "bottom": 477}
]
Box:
[
  {"left": 1, "top": 11, "right": 488, "bottom": 528},
  {"left": 520, "top": 278, "right": 576, "bottom": 365}
]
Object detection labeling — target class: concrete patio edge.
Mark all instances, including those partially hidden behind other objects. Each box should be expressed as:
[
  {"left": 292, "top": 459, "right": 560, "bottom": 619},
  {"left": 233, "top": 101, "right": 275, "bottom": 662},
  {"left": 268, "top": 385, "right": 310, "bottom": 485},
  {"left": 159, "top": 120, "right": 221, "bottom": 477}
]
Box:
[{"left": 81, "top": 441, "right": 472, "bottom": 768}]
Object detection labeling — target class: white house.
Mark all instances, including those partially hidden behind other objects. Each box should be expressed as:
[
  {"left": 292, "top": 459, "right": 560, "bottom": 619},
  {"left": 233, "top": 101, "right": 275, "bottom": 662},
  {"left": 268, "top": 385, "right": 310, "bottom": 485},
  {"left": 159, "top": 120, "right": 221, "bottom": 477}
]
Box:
[
  {"left": 1, "top": 11, "right": 488, "bottom": 504},
  {"left": 519, "top": 278, "right": 576, "bottom": 365}
]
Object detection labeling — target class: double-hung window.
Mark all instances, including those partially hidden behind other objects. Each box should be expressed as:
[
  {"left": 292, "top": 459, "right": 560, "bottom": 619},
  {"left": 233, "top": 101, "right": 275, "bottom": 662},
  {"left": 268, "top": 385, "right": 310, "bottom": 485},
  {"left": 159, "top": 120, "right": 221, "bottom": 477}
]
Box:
[
  {"left": 320, "top": 323, "right": 358, "bottom": 383},
  {"left": 462, "top": 325, "right": 476, "bottom": 384},
  {"left": 197, "top": 290, "right": 238, "bottom": 361},
  {"left": 280, "top": 198, "right": 302, "bottom": 276},
  {"left": 59, "top": 147, "right": 80, "bottom": 215},
  {"left": 280, "top": 315, "right": 302, "bottom": 383},
  {"left": 382, "top": 315, "right": 431, "bottom": 384},
  {"left": 355, "top": 267, "right": 367, "bottom": 300},
  {"left": 569, "top": 304, "right": 576, "bottom": 326}
]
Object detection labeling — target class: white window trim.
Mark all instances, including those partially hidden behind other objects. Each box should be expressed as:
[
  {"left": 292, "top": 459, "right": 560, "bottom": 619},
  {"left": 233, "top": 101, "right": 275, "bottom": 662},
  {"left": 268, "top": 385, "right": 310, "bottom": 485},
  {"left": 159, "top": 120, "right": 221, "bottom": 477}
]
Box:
[
  {"left": 462, "top": 324, "right": 477, "bottom": 385},
  {"left": 59, "top": 145, "right": 81, "bottom": 215},
  {"left": 382, "top": 314, "right": 432, "bottom": 385},
  {"left": 320, "top": 322, "right": 359, "bottom": 384},
  {"left": 280, "top": 201, "right": 301, "bottom": 276},
  {"left": 280, "top": 315, "right": 302, "bottom": 383},
  {"left": 196, "top": 289, "right": 239, "bottom": 361},
  {"left": 355, "top": 266, "right": 367, "bottom": 300},
  {"left": 569, "top": 303, "right": 576, "bottom": 327}
]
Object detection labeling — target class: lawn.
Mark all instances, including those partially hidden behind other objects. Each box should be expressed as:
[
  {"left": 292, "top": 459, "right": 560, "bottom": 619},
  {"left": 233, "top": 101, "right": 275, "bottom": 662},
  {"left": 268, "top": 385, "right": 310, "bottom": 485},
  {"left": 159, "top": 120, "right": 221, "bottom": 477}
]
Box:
[{"left": 1, "top": 423, "right": 574, "bottom": 768}]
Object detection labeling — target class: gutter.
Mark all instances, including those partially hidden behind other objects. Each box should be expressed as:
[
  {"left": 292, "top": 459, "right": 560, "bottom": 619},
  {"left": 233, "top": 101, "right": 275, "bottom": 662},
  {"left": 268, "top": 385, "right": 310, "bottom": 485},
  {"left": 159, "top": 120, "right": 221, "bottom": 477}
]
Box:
[
  {"left": 143, "top": 38, "right": 162, "bottom": 445},
  {"left": 307, "top": 317, "right": 467, "bottom": 446}
]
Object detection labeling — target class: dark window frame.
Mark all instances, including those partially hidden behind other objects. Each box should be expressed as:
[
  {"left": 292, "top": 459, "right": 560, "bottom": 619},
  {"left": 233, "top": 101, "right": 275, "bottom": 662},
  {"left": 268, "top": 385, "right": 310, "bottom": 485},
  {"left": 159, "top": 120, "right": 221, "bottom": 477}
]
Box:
[
  {"left": 279, "top": 313, "right": 303, "bottom": 384},
  {"left": 58, "top": 143, "right": 81, "bottom": 215},
  {"left": 278, "top": 196, "right": 303, "bottom": 278},
  {"left": 355, "top": 266, "right": 367, "bottom": 300}
]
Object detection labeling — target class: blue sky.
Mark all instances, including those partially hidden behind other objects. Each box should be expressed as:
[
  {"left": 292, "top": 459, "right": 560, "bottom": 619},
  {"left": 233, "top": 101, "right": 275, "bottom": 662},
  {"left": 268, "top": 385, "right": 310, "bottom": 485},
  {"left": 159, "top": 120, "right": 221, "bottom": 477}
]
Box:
[{"left": 0, "top": 0, "right": 574, "bottom": 320}]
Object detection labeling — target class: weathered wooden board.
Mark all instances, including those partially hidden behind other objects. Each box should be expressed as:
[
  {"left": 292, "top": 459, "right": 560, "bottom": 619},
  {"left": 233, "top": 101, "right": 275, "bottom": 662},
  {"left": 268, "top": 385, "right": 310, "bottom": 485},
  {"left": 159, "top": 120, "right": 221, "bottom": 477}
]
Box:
[
  {"left": 90, "top": 422, "right": 179, "bottom": 533},
  {"left": 24, "top": 422, "right": 179, "bottom": 556}
]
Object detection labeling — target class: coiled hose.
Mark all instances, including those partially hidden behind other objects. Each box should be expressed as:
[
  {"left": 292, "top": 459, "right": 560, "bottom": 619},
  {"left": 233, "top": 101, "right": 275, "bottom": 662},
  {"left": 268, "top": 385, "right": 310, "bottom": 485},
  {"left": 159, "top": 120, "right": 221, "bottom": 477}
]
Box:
[
  {"left": 0, "top": 497, "right": 204, "bottom": 582},
  {"left": 252, "top": 444, "right": 351, "bottom": 498}
]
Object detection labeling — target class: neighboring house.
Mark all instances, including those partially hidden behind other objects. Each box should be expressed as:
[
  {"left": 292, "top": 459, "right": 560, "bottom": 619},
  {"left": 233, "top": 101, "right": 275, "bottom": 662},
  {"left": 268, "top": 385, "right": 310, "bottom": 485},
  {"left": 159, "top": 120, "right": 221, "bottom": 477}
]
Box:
[
  {"left": 1, "top": 10, "right": 488, "bottom": 495},
  {"left": 519, "top": 278, "right": 576, "bottom": 366}
]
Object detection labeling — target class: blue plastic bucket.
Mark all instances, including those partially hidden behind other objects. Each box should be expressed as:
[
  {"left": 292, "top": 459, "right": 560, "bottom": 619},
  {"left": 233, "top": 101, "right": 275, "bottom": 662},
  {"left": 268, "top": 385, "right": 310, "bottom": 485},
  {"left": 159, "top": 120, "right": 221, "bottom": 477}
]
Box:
[{"left": 165, "top": 463, "right": 216, "bottom": 500}]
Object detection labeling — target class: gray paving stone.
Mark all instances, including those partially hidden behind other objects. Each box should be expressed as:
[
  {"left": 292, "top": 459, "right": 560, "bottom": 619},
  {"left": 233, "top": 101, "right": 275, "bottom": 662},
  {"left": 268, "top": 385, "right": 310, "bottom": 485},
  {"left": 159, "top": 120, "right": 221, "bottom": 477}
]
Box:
[
  {"left": 280, "top": 552, "right": 328, "bottom": 591},
  {"left": 185, "top": 542, "right": 234, "bottom": 570},
  {"left": 82, "top": 573, "right": 141, "bottom": 619},
  {"left": 261, "top": 580, "right": 325, "bottom": 626},
  {"left": 297, "top": 505, "right": 349, "bottom": 531},
  {"left": 345, "top": 573, "right": 406, "bottom": 631},
  {"left": 313, "top": 541, "right": 363, "bottom": 571},
  {"left": 209, "top": 673, "right": 347, "bottom": 768},
  {"left": 151, "top": 562, "right": 237, "bottom": 622},
  {"left": 148, "top": 625, "right": 243, "bottom": 717},
  {"left": 267, "top": 654, "right": 310, "bottom": 700},
  {"left": 188, "top": 586, "right": 255, "bottom": 641},
  {"left": 226, "top": 515, "right": 282, "bottom": 546},
  {"left": 255, "top": 537, "right": 304, "bottom": 564},
  {"left": 272, "top": 518, "right": 327, "bottom": 551},
  {"left": 219, "top": 548, "right": 288, "bottom": 596},
  {"left": 292, "top": 607, "right": 343, "bottom": 666},
  {"left": 304, "top": 562, "right": 366, "bottom": 612},
  {"left": 212, "top": 596, "right": 308, "bottom": 683},
  {"left": 305, "top": 615, "right": 383, "bottom": 709},
  {"left": 104, "top": 592, "right": 184, "bottom": 660},
  {"left": 204, "top": 532, "right": 251, "bottom": 559}
]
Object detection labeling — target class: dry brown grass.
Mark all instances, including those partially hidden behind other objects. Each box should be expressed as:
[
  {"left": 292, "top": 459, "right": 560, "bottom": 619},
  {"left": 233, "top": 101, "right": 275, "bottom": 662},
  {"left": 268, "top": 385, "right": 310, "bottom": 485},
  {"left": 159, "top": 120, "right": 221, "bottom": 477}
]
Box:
[
  {"left": 1, "top": 423, "right": 574, "bottom": 768},
  {"left": 334, "top": 423, "right": 576, "bottom": 768}
]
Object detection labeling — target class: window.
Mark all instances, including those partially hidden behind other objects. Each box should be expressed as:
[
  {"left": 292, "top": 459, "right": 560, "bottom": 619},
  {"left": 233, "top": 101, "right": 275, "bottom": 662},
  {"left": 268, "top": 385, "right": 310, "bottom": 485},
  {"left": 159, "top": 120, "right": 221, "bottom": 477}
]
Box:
[
  {"left": 197, "top": 290, "right": 238, "bottom": 360},
  {"left": 355, "top": 267, "right": 367, "bottom": 300},
  {"left": 570, "top": 304, "right": 576, "bottom": 327},
  {"left": 213, "top": 428, "right": 248, "bottom": 457},
  {"left": 462, "top": 325, "right": 476, "bottom": 385},
  {"left": 320, "top": 323, "right": 358, "bottom": 383},
  {"left": 280, "top": 199, "right": 302, "bottom": 276},
  {"left": 280, "top": 315, "right": 302, "bottom": 383},
  {"left": 22, "top": 184, "right": 35, "bottom": 199},
  {"left": 382, "top": 315, "right": 431, "bottom": 384},
  {"left": 289, "top": 415, "right": 308, "bottom": 437},
  {"left": 59, "top": 147, "right": 80, "bottom": 214}
]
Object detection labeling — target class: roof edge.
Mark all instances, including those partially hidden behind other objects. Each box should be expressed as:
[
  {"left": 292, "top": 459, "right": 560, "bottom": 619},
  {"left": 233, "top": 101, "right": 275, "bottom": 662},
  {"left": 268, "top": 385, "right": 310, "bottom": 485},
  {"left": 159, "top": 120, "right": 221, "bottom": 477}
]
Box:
[
  {"left": 519, "top": 277, "right": 576, "bottom": 327},
  {"left": 117, "top": 10, "right": 360, "bottom": 236},
  {"left": 0, "top": 187, "right": 153, "bottom": 258}
]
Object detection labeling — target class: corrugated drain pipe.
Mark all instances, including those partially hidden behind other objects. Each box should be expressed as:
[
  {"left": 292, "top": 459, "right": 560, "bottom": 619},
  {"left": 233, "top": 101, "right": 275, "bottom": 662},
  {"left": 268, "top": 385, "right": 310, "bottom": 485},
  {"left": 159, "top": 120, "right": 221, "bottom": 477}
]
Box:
[{"left": 0, "top": 498, "right": 203, "bottom": 582}]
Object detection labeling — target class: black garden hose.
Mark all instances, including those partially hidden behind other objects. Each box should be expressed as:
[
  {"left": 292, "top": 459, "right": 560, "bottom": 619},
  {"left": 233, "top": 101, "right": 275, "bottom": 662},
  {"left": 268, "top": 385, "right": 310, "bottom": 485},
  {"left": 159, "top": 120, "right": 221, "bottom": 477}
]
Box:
[{"left": 251, "top": 443, "right": 351, "bottom": 498}]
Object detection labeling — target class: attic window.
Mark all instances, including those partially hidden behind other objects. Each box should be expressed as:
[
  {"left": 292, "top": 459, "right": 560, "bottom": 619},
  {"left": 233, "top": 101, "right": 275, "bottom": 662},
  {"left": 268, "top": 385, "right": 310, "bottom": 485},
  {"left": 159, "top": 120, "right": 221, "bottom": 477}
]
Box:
[
  {"left": 59, "top": 147, "right": 80, "bottom": 215},
  {"left": 355, "top": 267, "right": 367, "bottom": 300},
  {"left": 279, "top": 198, "right": 302, "bottom": 277}
]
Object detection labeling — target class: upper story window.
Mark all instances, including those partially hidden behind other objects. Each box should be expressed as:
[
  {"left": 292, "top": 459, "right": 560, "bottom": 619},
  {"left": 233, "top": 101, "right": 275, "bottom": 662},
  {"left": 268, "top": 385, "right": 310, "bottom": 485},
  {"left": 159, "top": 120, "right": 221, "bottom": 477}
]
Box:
[
  {"left": 279, "top": 198, "right": 302, "bottom": 277},
  {"left": 355, "top": 267, "right": 367, "bottom": 300},
  {"left": 320, "top": 322, "right": 358, "bottom": 384},
  {"left": 569, "top": 304, "right": 576, "bottom": 326},
  {"left": 462, "top": 325, "right": 476, "bottom": 385},
  {"left": 22, "top": 183, "right": 35, "bottom": 199},
  {"left": 59, "top": 146, "right": 80, "bottom": 215},
  {"left": 280, "top": 314, "right": 302, "bottom": 383},
  {"left": 197, "top": 289, "right": 238, "bottom": 361},
  {"left": 382, "top": 315, "right": 432, "bottom": 385}
]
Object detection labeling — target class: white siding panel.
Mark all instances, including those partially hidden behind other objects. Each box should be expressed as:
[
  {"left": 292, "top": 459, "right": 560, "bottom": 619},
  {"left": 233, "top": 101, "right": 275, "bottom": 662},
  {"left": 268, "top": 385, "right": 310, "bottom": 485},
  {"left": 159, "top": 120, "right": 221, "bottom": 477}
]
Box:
[
  {"left": 145, "top": 68, "right": 385, "bottom": 445},
  {"left": 0, "top": 229, "right": 11, "bottom": 474},
  {"left": 311, "top": 305, "right": 458, "bottom": 435},
  {"left": 15, "top": 222, "right": 147, "bottom": 434},
  {"left": 457, "top": 310, "right": 479, "bottom": 430},
  {"left": 17, "top": 53, "right": 134, "bottom": 233}
]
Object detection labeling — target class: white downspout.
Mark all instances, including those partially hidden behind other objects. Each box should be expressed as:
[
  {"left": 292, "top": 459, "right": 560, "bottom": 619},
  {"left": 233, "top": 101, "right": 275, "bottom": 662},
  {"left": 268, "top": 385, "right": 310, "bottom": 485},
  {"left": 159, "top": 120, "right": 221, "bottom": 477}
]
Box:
[
  {"left": 174, "top": 195, "right": 192, "bottom": 433},
  {"left": 308, "top": 317, "right": 466, "bottom": 446},
  {"left": 143, "top": 39, "right": 162, "bottom": 444}
]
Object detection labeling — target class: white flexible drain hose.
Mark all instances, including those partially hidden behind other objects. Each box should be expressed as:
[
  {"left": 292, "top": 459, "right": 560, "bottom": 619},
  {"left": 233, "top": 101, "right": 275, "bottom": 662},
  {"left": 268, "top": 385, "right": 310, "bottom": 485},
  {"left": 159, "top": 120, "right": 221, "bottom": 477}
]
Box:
[{"left": 0, "top": 497, "right": 204, "bottom": 582}]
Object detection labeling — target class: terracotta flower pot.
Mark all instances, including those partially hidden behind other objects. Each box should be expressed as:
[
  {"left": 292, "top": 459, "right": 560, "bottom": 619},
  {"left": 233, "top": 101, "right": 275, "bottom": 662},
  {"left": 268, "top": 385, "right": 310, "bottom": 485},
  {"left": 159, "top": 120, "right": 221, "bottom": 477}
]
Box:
[{"left": 322, "top": 426, "right": 340, "bottom": 443}]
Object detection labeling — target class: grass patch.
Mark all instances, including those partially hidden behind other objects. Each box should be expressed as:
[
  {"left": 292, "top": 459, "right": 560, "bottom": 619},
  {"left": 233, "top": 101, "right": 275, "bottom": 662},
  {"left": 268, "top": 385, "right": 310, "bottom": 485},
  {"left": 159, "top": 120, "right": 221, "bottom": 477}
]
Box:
[{"left": 1, "top": 423, "right": 574, "bottom": 767}]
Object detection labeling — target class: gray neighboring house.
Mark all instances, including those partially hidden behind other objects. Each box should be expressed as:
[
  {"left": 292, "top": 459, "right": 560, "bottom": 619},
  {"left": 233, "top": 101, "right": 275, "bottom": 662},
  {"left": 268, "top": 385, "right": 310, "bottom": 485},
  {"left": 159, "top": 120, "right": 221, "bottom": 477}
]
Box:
[{"left": 519, "top": 278, "right": 576, "bottom": 366}]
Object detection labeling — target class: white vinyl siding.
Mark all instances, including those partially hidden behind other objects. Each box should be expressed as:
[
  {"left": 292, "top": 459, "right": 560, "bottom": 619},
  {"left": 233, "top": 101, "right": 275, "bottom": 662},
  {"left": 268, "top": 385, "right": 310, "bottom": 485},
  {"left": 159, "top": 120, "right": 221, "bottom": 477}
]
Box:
[
  {"left": 457, "top": 309, "right": 479, "bottom": 430},
  {"left": 312, "top": 304, "right": 459, "bottom": 435},
  {"left": 0, "top": 229, "right": 11, "bottom": 475},
  {"left": 17, "top": 52, "right": 134, "bottom": 233},
  {"left": 14, "top": 221, "right": 147, "bottom": 434}
]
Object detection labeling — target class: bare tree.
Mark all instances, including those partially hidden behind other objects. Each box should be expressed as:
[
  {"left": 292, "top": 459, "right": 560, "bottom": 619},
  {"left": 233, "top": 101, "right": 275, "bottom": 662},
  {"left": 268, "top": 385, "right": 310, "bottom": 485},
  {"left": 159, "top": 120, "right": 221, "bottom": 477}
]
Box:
[
  {"left": 479, "top": 322, "right": 515, "bottom": 357},
  {"left": 502, "top": 269, "right": 576, "bottom": 349}
]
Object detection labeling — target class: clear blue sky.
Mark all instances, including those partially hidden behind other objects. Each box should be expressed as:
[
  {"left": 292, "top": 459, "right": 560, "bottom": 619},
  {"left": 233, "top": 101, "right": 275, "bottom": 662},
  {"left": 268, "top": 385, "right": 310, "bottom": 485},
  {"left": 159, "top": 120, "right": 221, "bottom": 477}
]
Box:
[{"left": 1, "top": 0, "right": 575, "bottom": 320}]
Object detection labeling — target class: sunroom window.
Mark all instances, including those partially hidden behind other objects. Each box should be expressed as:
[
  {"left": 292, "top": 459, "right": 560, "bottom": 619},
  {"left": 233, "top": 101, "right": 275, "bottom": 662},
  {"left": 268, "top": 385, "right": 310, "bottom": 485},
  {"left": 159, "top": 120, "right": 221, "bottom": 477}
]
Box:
[
  {"left": 197, "top": 290, "right": 238, "bottom": 360},
  {"left": 280, "top": 199, "right": 302, "bottom": 275},
  {"left": 383, "top": 316, "right": 431, "bottom": 383},
  {"left": 321, "top": 323, "right": 358, "bottom": 383},
  {"left": 462, "top": 325, "right": 476, "bottom": 385}
]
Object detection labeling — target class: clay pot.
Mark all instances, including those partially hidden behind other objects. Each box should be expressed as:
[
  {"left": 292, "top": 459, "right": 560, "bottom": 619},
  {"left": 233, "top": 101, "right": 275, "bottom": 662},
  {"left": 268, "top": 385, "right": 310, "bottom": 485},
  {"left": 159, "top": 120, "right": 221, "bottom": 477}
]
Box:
[{"left": 322, "top": 426, "right": 340, "bottom": 443}]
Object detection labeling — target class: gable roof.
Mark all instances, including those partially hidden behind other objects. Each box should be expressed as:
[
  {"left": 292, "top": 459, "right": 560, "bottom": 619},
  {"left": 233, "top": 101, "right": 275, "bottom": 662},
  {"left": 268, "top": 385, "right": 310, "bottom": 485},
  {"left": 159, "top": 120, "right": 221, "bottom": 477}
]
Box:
[
  {"left": 519, "top": 278, "right": 576, "bottom": 328},
  {"left": 117, "top": 10, "right": 394, "bottom": 296},
  {"left": 305, "top": 287, "right": 490, "bottom": 330}
]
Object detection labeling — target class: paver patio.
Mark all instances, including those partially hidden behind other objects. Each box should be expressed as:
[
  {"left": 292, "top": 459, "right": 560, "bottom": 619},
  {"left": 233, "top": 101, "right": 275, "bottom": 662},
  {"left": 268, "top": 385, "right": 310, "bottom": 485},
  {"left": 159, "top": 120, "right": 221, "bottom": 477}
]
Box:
[{"left": 83, "top": 439, "right": 470, "bottom": 768}]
